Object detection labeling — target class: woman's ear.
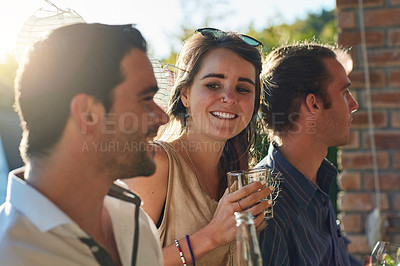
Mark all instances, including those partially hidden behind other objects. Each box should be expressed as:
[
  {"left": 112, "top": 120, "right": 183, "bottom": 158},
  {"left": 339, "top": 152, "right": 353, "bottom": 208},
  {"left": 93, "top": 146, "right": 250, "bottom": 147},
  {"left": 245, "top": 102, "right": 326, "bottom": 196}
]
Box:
[
  {"left": 180, "top": 87, "right": 190, "bottom": 108},
  {"left": 70, "top": 94, "right": 102, "bottom": 135}
]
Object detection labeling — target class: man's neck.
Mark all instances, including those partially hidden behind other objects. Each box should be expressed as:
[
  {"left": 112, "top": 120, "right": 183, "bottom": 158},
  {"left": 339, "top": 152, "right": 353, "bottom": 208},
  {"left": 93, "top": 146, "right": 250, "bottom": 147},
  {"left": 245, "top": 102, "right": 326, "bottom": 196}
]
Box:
[
  {"left": 25, "top": 157, "right": 114, "bottom": 240},
  {"left": 25, "top": 158, "right": 122, "bottom": 265},
  {"left": 278, "top": 136, "right": 328, "bottom": 184}
]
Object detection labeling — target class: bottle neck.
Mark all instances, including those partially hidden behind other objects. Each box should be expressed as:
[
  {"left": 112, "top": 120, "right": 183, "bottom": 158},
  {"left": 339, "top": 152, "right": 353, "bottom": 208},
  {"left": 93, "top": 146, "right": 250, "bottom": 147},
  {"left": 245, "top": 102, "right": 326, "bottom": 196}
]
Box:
[{"left": 235, "top": 211, "right": 254, "bottom": 227}]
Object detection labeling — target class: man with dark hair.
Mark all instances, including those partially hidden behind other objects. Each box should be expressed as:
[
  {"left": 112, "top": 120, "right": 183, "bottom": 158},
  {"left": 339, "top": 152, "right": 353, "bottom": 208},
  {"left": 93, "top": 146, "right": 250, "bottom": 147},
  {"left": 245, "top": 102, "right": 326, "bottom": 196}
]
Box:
[
  {"left": 0, "top": 23, "right": 168, "bottom": 265},
  {"left": 256, "top": 43, "right": 361, "bottom": 265}
]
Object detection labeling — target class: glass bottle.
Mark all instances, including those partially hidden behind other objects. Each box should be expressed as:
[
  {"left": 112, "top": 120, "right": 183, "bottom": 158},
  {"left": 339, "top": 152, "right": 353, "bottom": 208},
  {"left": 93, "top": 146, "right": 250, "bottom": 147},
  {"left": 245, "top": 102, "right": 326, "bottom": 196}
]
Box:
[{"left": 235, "top": 211, "right": 263, "bottom": 266}]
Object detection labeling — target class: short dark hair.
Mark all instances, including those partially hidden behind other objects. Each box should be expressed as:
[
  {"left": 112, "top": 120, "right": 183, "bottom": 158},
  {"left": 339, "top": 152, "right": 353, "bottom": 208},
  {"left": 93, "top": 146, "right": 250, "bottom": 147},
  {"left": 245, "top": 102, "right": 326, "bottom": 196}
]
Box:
[
  {"left": 14, "top": 23, "right": 147, "bottom": 161},
  {"left": 261, "top": 43, "right": 337, "bottom": 138}
]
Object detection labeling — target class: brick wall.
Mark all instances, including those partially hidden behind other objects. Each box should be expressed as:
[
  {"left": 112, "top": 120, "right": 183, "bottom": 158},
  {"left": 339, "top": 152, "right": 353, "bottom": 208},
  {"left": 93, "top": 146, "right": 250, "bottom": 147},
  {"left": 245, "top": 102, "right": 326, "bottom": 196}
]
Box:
[{"left": 337, "top": 0, "right": 400, "bottom": 260}]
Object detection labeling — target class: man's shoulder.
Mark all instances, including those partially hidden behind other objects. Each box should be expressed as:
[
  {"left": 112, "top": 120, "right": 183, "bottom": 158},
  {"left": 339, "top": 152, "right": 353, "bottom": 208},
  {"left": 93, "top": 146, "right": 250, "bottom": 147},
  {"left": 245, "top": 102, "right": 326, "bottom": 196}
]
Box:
[
  {"left": 0, "top": 201, "right": 22, "bottom": 238},
  {"left": 0, "top": 202, "right": 40, "bottom": 263}
]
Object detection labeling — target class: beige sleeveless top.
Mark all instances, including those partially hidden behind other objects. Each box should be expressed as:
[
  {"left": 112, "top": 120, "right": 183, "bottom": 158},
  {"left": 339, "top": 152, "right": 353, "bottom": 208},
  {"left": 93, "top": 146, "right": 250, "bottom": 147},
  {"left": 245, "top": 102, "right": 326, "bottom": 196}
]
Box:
[{"left": 154, "top": 141, "right": 235, "bottom": 266}]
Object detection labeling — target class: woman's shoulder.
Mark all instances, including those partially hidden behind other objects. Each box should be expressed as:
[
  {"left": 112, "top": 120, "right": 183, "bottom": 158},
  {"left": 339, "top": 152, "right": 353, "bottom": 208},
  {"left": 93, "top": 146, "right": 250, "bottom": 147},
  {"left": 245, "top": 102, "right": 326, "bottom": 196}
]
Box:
[{"left": 152, "top": 140, "right": 182, "bottom": 162}]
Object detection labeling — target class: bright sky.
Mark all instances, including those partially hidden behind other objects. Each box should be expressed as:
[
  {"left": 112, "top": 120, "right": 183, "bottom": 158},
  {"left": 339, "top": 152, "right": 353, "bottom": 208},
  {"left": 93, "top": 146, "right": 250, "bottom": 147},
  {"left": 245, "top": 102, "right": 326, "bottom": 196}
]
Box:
[{"left": 0, "top": 0, "right": 335, "bottom": 62}]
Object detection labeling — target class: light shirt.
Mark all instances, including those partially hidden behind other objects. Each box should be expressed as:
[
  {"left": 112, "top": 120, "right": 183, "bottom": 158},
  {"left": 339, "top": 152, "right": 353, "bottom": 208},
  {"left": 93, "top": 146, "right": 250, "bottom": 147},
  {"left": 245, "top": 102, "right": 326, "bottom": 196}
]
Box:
[{"left": 0, "top": 168, "right": 163, "bottom": 266}]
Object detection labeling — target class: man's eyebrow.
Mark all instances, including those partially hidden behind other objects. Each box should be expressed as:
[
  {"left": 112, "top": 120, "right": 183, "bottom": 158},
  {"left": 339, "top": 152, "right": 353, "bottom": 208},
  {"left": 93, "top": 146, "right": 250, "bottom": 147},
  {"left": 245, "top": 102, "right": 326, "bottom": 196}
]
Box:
[
  {"left": 201, "top": 73, "right": 255, "bottom": 85},
  {"left": 342, "top": 82, "right": 351, "bottom": 90},
  {"left": 138, "top": 85, "right": 159, "bottom": 96}
]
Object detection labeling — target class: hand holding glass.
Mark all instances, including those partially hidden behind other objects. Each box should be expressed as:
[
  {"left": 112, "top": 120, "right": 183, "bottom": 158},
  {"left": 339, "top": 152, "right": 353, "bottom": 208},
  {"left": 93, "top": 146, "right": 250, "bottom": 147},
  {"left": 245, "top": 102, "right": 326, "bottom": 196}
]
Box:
[{"left": 227, "top": 168, "right": 281, "bottom": 220}]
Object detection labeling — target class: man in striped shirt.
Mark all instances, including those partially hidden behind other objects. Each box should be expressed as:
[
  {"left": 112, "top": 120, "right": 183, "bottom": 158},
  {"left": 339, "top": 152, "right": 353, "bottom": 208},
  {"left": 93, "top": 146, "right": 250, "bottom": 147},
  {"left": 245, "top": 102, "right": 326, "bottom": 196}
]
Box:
[{"left": 256, "top": 43, "right": 365, "bottom": 265}]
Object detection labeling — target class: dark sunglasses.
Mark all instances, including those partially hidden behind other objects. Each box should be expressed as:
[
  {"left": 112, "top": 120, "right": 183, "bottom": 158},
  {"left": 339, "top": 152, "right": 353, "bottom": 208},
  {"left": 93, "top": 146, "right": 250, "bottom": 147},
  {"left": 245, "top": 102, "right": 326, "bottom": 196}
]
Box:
[{"left": 196, "top": 27, "right": 263, "bottom": 48}]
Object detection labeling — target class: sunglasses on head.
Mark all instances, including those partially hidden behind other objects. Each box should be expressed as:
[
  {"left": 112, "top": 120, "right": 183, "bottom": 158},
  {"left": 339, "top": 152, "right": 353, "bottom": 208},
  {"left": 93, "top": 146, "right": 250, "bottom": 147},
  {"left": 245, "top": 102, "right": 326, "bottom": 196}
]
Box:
[{"left": 195, "top": 27, "right": 263, "bottom": 48}]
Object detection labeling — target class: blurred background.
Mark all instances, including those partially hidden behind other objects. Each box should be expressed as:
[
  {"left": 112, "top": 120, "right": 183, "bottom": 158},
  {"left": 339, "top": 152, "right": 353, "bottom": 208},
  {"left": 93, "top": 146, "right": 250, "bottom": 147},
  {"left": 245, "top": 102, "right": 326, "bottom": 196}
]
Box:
[{"left": 0, "top": 0, "right": 399, "bottom": 262}]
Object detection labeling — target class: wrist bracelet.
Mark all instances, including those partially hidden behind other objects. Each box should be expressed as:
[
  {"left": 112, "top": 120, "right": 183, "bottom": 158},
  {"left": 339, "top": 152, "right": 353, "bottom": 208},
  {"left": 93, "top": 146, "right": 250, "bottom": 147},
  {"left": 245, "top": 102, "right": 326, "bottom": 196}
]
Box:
[
  {"left": 185, "top": 235, "right": 195, "bottom": 266},
  {"left": 174, "top": 239, "right": 187, "bottom": 265}
]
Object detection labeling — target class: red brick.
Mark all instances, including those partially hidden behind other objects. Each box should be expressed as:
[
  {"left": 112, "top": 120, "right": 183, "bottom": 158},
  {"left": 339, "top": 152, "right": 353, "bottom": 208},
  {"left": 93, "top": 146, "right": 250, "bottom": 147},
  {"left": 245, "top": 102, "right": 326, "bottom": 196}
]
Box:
[
  {"left": 394, "top": 152, "right": 400, "bottom": 168},
  {"left": 338, "top": 192, "right": 374, "bottom": 211},
  {"left": 346, "top": 235, "right": 371, "bottom": 254},
  {"left": 349, "top": 70, "right": 386, "bottom": 89},
  {"left": 337, "top": 0, "right": 384, "bottom": 8},
  {"left": 388, "top": 29, "right": 400, "bottom": 46},
  {"left": 364, "top": 8, "right": 400, "bottom": 27},
  {"left": 338, "top": 192, "right": 389, "bottom": 211},
  {"left": 395, "top": 193, "right": 400, "bottom": 211},
  {"left": 364, "top": 131, "right": 400, "bottom": 149},
  {"left": 368, "top": 49, "right": 400, "bottom": 67},
  {"left": 338, "top": 213, "right": 363, "bottom": 233},
  {"left": 368, "top": 90, "right": 400, "bottom": 108},
  {"left": 351, "top": 111, "right": 388, "bottom": 129},
  {"left": 340, "top": 151, "right": 389, "bottom": 169},
  {"left": 338, "top": 11, "right": 356, "bottom": 29},
  {"left": 389, "top": 69, "right": 400, "bottom": 87},
  {"left": 338, "top": 31, "right": 384, "bottom": 47},
  {"left": 342, "top": 131, "right": 360, "bottom": 150},
  {"left": 393, "top": 111, "right": 400, "bottom": 128},
  {"left": 364, "top": 172, "right": 400, "bottom": 190},
  {"left": 338, "top": 172, "right": 361, "bottom": 190}
]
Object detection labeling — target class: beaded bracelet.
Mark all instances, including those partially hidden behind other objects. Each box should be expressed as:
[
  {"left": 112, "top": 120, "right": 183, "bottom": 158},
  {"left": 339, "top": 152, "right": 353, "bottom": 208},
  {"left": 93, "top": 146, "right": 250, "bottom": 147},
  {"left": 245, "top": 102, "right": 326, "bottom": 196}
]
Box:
[
  {"left": 174, "top": 239, "right": 187, "bottom": 265},
  {"left": 185, "top": 235, "right": 195, "bottom": 266}
]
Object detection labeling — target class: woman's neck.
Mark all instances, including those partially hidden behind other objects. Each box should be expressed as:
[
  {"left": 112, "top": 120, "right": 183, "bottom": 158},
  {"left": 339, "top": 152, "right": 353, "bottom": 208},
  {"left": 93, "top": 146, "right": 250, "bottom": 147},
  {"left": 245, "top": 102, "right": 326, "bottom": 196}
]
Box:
[{"left": 178, "top": 133, "right": 226, "bottom": 200}]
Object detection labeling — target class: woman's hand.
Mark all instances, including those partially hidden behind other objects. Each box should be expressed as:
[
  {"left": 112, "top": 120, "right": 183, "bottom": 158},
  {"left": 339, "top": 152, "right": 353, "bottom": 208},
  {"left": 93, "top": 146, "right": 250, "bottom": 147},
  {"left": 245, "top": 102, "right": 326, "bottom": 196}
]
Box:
[
  {"left": 162, "top": 181, "right": 272, "bottom": 266},
  {"left": 205, "top": 181, "right": 272, "bottom": 247}
]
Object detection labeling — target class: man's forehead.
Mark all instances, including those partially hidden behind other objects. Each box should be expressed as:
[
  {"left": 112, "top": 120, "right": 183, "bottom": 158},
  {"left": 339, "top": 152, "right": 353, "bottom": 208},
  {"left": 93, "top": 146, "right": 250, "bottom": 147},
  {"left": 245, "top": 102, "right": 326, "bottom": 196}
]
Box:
[{"left": 119, "top": 50, "right": 157, "bottom": 92}]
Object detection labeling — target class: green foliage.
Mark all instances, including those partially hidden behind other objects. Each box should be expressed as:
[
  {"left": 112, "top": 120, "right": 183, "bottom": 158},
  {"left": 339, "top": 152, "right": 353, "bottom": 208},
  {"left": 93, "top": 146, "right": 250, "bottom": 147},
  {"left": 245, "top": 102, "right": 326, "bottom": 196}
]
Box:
[
  {"left": 164, "top": 8, "right": 336, "bottom": 64},
  {"left": 250, "top": 9, "right": 336, "bottom": 54}
]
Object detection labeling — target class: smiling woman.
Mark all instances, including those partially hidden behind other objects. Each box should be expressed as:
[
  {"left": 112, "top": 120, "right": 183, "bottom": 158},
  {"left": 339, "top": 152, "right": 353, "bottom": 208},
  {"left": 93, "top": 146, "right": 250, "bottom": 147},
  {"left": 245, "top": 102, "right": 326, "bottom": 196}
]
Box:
[{"left": 124, "top": 28, "right": 272, "bottom": 266}]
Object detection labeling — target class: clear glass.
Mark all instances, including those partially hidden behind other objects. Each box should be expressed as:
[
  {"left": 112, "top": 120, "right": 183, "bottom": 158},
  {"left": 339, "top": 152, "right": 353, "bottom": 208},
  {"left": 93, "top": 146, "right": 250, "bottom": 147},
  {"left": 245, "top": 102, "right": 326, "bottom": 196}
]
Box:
[
  {"left": 371, "top": 241, "right": 400, "bottom": 266},
  {"left": 235, "top": 212, "right": 263, "bottom": 266},
  {"left": 227, "top": 168, "right": 281, "bottom": 220}
]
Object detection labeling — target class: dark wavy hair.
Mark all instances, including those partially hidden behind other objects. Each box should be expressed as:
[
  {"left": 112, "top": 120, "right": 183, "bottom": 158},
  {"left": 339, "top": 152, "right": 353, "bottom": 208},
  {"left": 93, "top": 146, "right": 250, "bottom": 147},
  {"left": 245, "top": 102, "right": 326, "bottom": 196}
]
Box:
[
  {"left": 158, "top": 31, "right": 263, "bottom": 197},
  {"left": 14, "top": 23, "right": 147, "bottom": 162},
  {"left": 261, "top": 42, "right": 338, "bottom": 141}
]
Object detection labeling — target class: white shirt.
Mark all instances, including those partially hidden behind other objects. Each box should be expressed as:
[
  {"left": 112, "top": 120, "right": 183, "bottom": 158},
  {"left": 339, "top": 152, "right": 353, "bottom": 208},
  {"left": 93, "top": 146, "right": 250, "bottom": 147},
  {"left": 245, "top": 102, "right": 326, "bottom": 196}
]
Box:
[{"left": 0, "top": 168, "right": 163, "bottom": 266}]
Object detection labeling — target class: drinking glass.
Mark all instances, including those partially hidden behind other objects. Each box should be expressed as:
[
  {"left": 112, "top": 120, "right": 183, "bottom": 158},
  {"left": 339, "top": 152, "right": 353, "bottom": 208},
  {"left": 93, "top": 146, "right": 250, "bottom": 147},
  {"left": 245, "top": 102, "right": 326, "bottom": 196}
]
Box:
[
  {"left": 371, "top": 241, "right": 400, "bottom": 266},
  {"left": 227, "top": 168, "right": 281, "bottom": 220}
]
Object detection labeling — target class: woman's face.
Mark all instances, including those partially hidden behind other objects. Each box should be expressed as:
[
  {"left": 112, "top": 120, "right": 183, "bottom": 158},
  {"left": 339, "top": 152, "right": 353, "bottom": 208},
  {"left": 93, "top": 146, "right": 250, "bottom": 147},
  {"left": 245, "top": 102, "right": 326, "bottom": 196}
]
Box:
[{"left": 181, "top": 48, "right": 256, "bottom": 141}]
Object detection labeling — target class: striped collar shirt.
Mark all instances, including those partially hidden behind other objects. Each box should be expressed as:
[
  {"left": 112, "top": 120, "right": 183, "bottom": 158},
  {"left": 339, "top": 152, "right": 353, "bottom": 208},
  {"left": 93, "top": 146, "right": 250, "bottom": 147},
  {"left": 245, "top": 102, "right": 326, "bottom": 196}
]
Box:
[{"left": 256, "top": 143, "right": 351, "bottom": 266}]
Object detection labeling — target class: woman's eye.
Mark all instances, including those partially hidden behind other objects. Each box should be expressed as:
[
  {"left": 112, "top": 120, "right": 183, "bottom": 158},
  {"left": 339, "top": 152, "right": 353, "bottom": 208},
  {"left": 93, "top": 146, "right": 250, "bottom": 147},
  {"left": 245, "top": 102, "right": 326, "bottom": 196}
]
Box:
[
  {"left": 206, "top": 83, "right": 219, "bottom": 90},
  {"left": 237, "top": 87, "right": 251, "bottom": 93}
]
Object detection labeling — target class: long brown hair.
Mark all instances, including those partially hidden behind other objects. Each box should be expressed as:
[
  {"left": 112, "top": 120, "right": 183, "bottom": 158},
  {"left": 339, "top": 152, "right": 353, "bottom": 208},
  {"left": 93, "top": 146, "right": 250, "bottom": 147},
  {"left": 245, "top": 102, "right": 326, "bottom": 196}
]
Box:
[{"left": 157, "top": 31, "right": 262, "bottom": 197}]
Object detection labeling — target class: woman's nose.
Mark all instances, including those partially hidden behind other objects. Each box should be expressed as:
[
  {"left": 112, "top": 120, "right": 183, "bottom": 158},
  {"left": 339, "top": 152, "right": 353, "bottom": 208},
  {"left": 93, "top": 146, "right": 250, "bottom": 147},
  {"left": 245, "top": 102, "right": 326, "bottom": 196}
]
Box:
[{"left": 220, "top": 89, "right": 237, "bottom": 104}]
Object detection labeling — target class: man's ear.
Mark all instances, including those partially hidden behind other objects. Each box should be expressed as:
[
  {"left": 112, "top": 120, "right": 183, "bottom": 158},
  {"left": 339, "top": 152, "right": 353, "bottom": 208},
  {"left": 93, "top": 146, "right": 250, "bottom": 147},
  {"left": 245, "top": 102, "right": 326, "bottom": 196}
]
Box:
[
  {"left": 305, "top": 93, "right": 322, "bottom": 115},
  {"left": 180, "top": 87, "right": 190, "bottom": 108},
  {"left": 70, "top": 94, "right": 102, "bottom": 135}
]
